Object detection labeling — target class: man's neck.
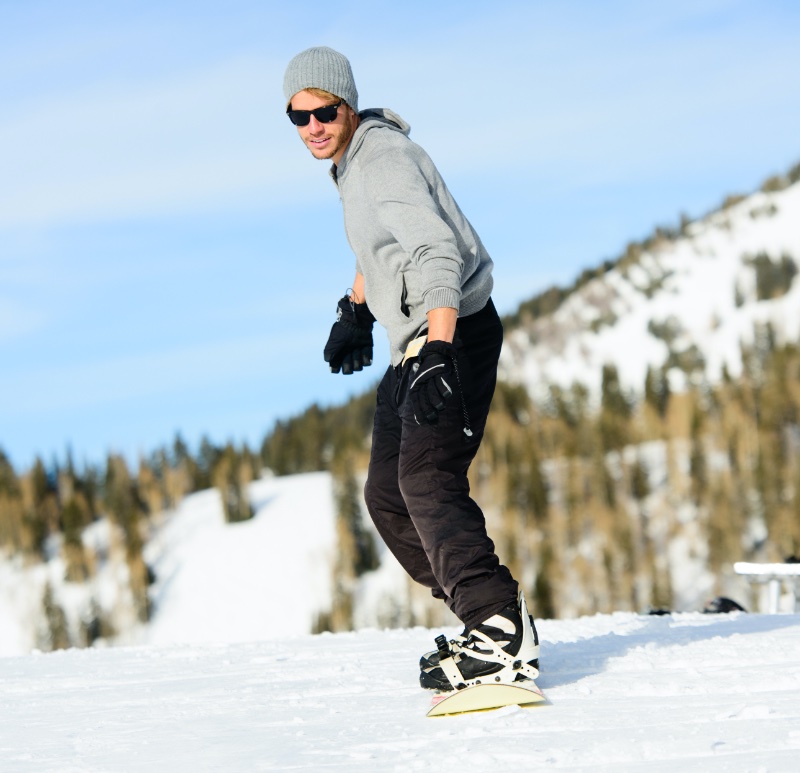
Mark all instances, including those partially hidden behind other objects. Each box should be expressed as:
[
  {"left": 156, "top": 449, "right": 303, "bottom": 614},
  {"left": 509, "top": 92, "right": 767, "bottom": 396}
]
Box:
[{"left": 332, "top": 115, "right": 360, "bottom": 167}]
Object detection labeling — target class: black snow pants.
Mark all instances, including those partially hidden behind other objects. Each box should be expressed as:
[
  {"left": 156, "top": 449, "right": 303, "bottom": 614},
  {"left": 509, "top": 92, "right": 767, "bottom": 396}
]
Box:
[{"left": 363, "top": 299, "right": 518, "bottom": 631}]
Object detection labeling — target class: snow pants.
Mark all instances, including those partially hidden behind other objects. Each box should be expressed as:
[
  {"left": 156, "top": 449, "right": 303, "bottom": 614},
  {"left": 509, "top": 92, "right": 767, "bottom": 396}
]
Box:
[{"left": 364, "top": 299, "right": 518, "bottom": 631}]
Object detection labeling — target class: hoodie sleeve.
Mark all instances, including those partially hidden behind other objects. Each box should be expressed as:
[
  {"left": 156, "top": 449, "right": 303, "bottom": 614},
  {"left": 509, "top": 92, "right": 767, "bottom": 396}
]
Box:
[{"left": 361, "top": 142, "right": 464, "bottom": 312}]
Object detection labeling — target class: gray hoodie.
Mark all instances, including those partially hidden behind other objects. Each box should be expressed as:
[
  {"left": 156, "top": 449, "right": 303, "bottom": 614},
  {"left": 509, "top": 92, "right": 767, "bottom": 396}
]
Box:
[{"left": 331, "top": 108, "right": 494, "bottom": 366}]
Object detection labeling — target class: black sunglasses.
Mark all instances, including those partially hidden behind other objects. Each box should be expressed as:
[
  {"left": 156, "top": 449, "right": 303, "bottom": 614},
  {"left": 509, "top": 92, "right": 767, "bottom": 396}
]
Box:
[{"left": 286, "top": 101, "right": 343, "bottom": 127}]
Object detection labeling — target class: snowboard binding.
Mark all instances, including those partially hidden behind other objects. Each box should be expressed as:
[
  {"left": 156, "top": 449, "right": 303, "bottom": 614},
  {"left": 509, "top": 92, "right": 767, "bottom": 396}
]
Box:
[{"left": 420, "top": 592, "right": 540, "bottom": 692}]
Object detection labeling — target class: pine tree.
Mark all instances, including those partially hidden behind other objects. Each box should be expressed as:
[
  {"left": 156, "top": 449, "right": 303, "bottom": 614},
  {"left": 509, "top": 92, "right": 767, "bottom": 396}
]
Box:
[
  {"left": 599, "top": 364, "right": 632, "bottom": 451},
  {"left": 0, "top": 449, "right": 26, "bottom": 551},
  {"left": 689, "top": 399, "right": 707, "bottom": 505},
  {"left": 24, "top": 457, "right": 60, "bottom": 555},
  {"left": 533, "top": 544, "right": 556, "bottom": 620},
  {"left": 137, "top": 457, "right": 165, "bottom": 518},
  {"left": 172, "top": 432, "right": 202, "bottom": 491},
  {"left": 629, "top": 456, "right": 650, "bottom": 502},
  {"left": 61, "top": 497, "right": 91, "bottom": 582},
  {"left": 41, "top": 582, "right": 70, "bottom": 651},
  {"left": 320, "top": 455, "right": 380, "bottom": 633},
  {"left": 334, "top": 459, "right": 378, "bottom": 577},
  {"left": 104, "top": 454, "right": 150, "bottom": 621},
  {"left": 213, "top": 444, "right": 255, "bottom": 524},
  {"left": 644, "top": 365, "right": 671, "bottom": 421},
  {"left": 197, "top": 435, "right": 222, "bottom": 490}
]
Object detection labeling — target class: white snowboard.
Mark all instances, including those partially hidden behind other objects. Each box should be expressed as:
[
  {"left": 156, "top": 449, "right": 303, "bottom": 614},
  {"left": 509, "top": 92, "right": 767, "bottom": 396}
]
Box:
[{"left": 427, "top": 681, "right": 546, "bottom": 717}]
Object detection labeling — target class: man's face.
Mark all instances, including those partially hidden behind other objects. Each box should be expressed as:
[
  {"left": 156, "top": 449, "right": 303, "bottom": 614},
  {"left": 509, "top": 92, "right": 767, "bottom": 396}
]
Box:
[{"left": 290, "top": 90, "right": 358, "bottom": 165}]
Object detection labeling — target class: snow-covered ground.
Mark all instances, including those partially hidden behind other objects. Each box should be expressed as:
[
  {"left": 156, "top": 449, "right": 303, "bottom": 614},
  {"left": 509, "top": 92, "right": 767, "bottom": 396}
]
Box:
[{"left": 1, "top": 611, "right": 798, "bottom": 772}]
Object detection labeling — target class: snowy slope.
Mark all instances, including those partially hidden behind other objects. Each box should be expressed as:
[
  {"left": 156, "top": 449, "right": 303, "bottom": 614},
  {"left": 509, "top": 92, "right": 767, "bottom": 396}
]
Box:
[
  {"left": 501, "top": 182, "right": 800, "bottom": 398},
  {"left": 0, "top": 474, "right": 339, "bottom": 657},
  {"left": 1, "top": 611, "right": 798, "bottom": 772},
  {"left": 0, "top": 469, "right": 433, "bottom": 657},
  {"left": 144, "top": 472, "right": 338, "bottom": 646}
]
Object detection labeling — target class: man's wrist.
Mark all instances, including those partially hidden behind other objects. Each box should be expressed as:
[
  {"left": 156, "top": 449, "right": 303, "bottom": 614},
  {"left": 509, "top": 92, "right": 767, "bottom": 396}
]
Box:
[{"left": 426, "top": 306, "right": 458, "bottom": 343}]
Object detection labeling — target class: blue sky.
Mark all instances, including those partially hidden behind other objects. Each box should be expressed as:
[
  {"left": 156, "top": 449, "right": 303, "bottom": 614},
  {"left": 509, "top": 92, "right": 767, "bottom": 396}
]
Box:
[{"left": 2, "top": 0, "right": 799, "bottom": 470}]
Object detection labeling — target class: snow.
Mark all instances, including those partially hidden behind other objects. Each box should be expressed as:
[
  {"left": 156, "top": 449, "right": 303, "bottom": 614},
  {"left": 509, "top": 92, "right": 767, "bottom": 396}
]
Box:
[
  {"left": 0, "top": 472, "right": 340, "bottom": 657},
  {"left": 0, "top": 611, "right": 798, "bottom": 771},
  {"left": 0, "top": 574, "right": 29, "bottom": 657},
  {"left": 501, "top": 182, "right": 800, "bottom": 399},
  {"left": 144, "top": 472, "right": 337, "bottom": 646}
]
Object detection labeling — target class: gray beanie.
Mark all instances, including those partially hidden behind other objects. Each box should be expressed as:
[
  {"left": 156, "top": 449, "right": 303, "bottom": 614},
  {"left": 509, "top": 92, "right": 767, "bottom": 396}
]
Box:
[{"left": 283, "top": 46, "right": 358, "bottom": 112}]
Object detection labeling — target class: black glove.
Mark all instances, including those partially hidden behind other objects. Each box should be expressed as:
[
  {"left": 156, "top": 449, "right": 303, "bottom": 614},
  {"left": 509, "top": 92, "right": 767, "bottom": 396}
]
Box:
[
  {"left": 324, "top": 295, "right": 375, "bottom": 375},
  {"left": 409, "top": 340, "right": 457, "bottom": 425}
]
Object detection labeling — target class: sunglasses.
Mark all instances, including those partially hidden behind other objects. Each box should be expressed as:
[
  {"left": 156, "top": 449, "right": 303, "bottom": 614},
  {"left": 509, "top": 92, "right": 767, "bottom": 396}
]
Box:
[{"left": 286, "top": 101, "right": 343, "bottom": 127}]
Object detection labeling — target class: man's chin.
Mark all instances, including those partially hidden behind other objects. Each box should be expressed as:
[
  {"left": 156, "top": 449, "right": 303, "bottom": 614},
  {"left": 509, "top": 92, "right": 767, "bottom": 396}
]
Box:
[{"left": 306, "top": 142, "right": 336, "bottom": 160}]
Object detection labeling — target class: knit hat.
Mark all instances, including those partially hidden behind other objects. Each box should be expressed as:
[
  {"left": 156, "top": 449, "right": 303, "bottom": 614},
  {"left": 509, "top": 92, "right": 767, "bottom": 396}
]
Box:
[{"left": 283, "top": 46, "right": 358, "bottom": 112}]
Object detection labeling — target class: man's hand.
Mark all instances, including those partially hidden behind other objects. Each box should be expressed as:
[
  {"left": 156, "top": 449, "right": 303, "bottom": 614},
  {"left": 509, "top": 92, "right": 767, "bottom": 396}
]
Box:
[
  {"left": 409, "top": 340, "right": 457, "bottom": 424},
  {"left": 323, "top": 295, "right": 375, "bottom": 375}
]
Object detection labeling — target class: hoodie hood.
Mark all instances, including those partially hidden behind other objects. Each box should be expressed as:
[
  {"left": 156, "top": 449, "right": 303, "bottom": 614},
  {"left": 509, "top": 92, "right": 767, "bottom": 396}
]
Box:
[
  {"left": 331, "top": 108, "right": 410, "bottom": 182},
  {"left": 356, "top": 107, "right": 411, "bottom": 135}
]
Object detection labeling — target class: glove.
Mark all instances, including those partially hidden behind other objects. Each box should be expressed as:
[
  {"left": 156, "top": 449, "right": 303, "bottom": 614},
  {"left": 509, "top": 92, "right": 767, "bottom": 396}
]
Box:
[
  {"left": 323, "top": 295, "right": 375, "bottom": 375},
  {"left": 409, "top": 340, "right": 457, "bottom": 425}
]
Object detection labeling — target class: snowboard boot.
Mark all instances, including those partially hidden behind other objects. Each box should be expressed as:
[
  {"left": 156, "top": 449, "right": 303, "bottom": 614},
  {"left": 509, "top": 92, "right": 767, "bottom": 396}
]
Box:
[
  {"left": 419, "top": 592, "right": 540, "bottom": 692},
  {"left": 419, "top": 614, "right": 537, "bottom": 671}
]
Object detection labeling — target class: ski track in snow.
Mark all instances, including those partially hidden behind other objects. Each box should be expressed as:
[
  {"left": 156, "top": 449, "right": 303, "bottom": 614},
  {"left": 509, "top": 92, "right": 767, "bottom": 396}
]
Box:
[{"left": 1, "top": 612, "right": 798, "bottom": 772}]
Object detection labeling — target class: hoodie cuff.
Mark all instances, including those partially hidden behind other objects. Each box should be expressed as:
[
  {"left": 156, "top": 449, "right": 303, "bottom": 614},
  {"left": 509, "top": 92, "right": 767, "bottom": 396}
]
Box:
[{"left": 424, "top": 286, "right": 461, "bottom": 314}]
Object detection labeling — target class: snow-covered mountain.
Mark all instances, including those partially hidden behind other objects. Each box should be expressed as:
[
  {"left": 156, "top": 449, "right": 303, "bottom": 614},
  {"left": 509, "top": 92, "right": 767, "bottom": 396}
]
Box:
[
  {"left": 501, "top": 181, "right": 800, "bottom": 399},
  {"left": 0, "top": 471, "right": 440, "bottom": 656},
  {"left": 143, "top": 473, "right": 337, "bottom": 646},
  {"left": 1, "top": 609, "right": 798, "bottom": 771}
]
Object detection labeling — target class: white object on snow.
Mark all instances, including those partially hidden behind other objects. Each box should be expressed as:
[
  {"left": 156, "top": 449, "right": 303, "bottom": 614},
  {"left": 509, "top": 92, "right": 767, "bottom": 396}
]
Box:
[{"left": 734, "top": 561, "right": 800, "bottom": 613}]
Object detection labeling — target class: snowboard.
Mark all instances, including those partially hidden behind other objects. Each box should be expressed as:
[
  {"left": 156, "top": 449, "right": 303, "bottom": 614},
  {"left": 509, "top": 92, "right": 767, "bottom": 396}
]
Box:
[{"left": 426, "top": 681, "right": 546, "bottom": 717}]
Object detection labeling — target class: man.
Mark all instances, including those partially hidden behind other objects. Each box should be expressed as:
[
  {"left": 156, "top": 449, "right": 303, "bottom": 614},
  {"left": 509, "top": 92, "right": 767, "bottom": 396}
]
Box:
[{"left": 283, "top": 46, "right": 539, "bottom": 691}]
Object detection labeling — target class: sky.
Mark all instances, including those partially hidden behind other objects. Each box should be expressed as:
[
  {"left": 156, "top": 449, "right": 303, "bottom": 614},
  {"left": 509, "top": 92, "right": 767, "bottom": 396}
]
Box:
[{"left": 1, "top": 0, "right": 799, "bottom": 471}]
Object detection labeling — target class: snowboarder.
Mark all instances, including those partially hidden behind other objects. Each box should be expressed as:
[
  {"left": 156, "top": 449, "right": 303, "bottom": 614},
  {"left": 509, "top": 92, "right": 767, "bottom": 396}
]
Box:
[{"left": 283, "top": 46, "right": 539, "bottom": 693}]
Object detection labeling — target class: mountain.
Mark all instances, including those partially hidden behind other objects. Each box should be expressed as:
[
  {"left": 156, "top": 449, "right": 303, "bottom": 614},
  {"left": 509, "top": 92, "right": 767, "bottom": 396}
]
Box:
[
  {"left": 500, "top": 177, "right": 800, "bottom": 400},
  {"left": 1, "top": 609, "right": 798, "bottom": 771}
]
